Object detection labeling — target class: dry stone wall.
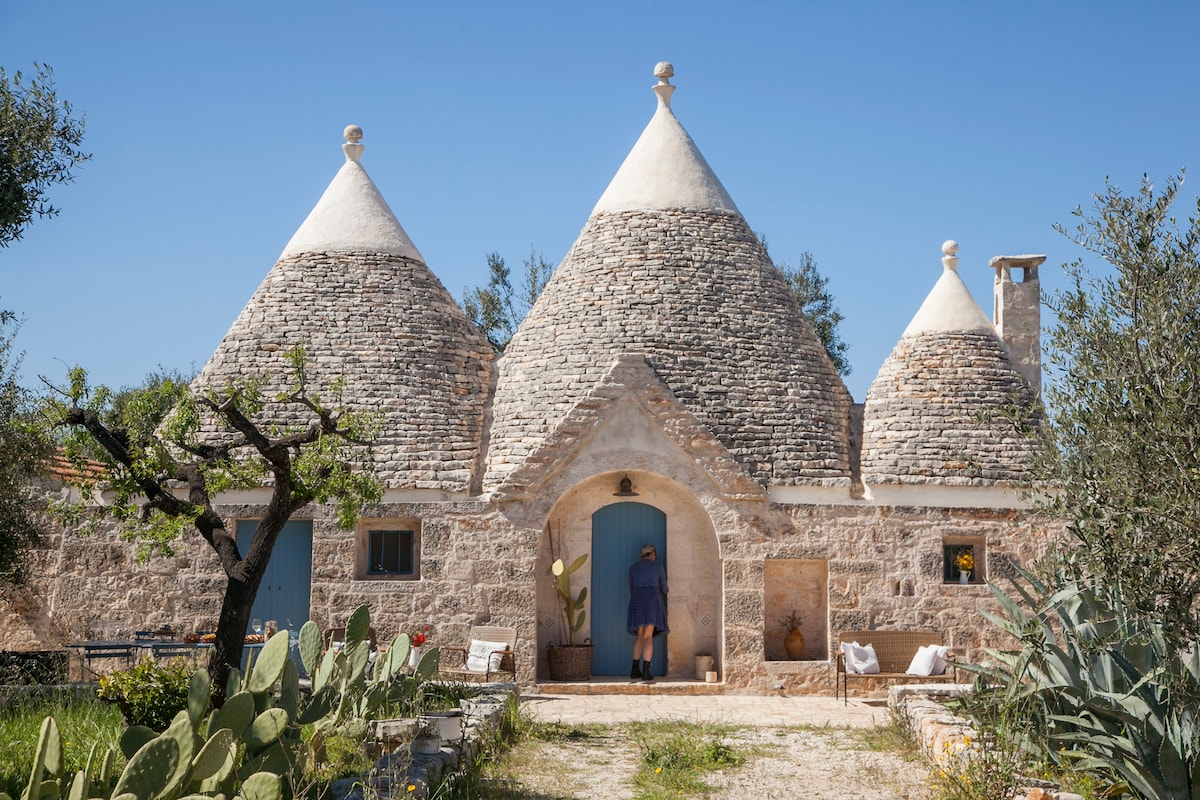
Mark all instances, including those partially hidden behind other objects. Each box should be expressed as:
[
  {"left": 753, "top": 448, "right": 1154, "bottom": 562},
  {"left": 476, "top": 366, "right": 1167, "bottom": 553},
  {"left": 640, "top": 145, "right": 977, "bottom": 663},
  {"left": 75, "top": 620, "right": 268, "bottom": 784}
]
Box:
[
  {"left": 194, "top": 251, "right": 494, "bottom": 492},
  {"left": 862, "top": 331, "right": 1041, "bottom": 485},
  {"left": 485, "top": 208, "right": 853, "bottom": 491}
]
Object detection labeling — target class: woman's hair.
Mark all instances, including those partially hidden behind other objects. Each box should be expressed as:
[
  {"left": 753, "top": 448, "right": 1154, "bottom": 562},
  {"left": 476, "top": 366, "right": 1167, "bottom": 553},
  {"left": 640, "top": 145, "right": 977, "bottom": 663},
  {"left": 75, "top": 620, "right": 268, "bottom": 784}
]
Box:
[{"left": 640, "top": 544, "right": 657, "bottom": 558}]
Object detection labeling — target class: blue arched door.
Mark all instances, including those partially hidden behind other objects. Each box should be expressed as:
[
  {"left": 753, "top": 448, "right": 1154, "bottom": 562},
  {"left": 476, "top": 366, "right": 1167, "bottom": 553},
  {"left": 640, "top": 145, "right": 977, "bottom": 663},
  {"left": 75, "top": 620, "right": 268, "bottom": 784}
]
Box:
[{"left": 591, "top": 502, "right": 667, "bottom": 676}]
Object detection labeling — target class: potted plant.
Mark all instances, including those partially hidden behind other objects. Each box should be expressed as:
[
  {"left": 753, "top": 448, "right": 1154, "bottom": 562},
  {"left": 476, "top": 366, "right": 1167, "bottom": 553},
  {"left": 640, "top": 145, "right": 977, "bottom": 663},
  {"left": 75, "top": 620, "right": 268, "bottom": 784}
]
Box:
[
  {"left": 779, "top": 610, "right": 805, "bottom": 660},
  {"left": 546, "top": 553, "right": 593, "bottom": 681},
  {"left": 410, "top": 720, "right": 442, "bottom": 755},
  {"left": 954, "top": 550, "right": 974, "bottom": 584}
]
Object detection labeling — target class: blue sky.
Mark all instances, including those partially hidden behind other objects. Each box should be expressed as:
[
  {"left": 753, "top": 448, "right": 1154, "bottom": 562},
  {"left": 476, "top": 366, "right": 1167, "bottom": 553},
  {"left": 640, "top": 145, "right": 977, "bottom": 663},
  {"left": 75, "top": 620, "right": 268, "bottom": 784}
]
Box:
[{"left": 2, "top": 1, "right": 1197, "bottom": 402}]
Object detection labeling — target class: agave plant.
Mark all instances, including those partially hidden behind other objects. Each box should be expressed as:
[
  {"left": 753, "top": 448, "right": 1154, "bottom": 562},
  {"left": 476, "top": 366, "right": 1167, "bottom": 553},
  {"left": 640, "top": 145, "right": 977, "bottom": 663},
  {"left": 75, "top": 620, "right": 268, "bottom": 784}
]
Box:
[{"left": 967, "top": 565, "right": 1200, "bottom": 799}]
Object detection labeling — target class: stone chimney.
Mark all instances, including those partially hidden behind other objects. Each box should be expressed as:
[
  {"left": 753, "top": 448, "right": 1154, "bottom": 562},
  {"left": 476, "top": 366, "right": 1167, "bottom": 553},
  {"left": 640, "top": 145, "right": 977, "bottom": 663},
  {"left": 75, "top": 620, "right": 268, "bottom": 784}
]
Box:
[{"left": 989, "top": 254, "right": 1045, "bottom": 395}]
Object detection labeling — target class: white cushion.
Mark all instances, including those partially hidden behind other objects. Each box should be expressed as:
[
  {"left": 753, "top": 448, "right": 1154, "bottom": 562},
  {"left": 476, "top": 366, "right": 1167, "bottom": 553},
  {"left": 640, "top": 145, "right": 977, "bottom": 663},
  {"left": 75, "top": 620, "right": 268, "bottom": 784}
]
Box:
[
  {"left": 841, "top": 641, "right": 879, "bottom": 674},
  {"left": 906, "top": 644, "right": 950, "bottom": 676},
  {"left": 466, "top": 639, "right": 507, "bottom": 672}
]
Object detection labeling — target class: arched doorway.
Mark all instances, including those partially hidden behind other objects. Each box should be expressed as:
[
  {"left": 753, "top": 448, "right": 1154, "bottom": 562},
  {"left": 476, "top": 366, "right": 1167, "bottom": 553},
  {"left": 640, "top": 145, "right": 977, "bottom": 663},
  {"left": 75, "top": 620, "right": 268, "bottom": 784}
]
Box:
[{"left": 590, "top": 502, "right": 667, "bottom": 676}]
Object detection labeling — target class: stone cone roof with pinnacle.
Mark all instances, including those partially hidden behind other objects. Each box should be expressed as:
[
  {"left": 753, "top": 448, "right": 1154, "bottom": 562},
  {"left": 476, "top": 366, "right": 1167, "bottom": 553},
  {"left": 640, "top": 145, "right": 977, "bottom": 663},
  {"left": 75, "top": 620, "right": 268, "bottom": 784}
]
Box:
[
  {"left": 484, "top": 64, "right": 853, "bottom": 491},
  {"left": 861, "top": 241, "right": 1041, "bottom": 486},
  {"left": 194, "top": 126, "right": 494, "bottom": 491}
]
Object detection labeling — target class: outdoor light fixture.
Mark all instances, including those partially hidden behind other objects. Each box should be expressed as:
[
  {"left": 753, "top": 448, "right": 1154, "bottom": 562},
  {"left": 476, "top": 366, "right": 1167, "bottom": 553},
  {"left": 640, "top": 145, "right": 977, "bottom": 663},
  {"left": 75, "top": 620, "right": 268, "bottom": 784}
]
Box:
[{"left": 614, "top": 474, "right": 639, "bottom": 497}]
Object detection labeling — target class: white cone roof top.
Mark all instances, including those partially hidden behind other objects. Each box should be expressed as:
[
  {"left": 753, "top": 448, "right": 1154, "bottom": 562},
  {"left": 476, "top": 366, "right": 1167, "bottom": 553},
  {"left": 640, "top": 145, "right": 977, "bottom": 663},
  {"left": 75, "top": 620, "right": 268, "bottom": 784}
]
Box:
[
  {"left": 591, "top": 62, "right": 739, "bottom": 216},
  {"left": 901, "top": 241, "right": 995, "bottom": 337},
  {"left": 280, "top": 125, "right": 423, "bottom": 261}
]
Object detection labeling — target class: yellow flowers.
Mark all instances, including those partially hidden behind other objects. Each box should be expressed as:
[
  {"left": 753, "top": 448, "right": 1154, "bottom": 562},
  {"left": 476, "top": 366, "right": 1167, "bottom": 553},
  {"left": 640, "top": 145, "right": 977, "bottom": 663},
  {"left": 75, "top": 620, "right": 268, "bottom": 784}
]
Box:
[
  {"left": 406, "top": 785, "right": 415, "bottom": 792},
  {"left": 954, "top": 550, "right": 975, "bottom": 571},
  {"left": 655, "top": 766, "right": 663, "bottom": 774}
]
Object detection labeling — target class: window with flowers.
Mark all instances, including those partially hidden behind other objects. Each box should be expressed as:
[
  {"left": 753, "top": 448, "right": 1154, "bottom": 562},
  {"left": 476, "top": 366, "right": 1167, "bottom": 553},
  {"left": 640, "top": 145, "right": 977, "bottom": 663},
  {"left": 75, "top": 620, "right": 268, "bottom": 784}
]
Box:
[{"left": 942, "top": 538, "right": 984, "bottom": 583}]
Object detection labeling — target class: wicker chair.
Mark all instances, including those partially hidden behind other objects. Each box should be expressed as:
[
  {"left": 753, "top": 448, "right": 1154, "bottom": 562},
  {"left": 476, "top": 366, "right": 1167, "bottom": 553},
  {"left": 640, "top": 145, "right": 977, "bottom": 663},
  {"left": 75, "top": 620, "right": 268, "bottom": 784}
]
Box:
[{"left": 441, "top": 625, "right": 518, "bottom": 682}]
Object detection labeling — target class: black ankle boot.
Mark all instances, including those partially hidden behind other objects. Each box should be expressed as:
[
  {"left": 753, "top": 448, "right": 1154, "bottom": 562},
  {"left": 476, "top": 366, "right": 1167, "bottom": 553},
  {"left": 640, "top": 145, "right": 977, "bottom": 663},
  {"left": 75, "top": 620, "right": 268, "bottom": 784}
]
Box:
[
  {"left": 631, "top": 660, "right": 642, "bottom": 680},
  {"left": 642, "top": 663, "right": 654, "bottom": 683}
]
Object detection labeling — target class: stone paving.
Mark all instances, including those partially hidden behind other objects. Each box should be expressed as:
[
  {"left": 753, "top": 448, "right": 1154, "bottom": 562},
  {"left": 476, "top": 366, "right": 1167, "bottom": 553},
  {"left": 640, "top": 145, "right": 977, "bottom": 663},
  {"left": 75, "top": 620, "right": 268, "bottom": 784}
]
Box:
[{"left": 522, "top": 688, "right": 892, "bottom": 728}]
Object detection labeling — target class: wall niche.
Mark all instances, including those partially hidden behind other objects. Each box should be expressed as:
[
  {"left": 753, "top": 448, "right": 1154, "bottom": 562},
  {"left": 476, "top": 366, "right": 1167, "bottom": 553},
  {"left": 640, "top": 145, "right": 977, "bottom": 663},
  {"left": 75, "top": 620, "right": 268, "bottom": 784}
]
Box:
[{"left": 763, "top": 559, "right": 828, "bottom": 661}]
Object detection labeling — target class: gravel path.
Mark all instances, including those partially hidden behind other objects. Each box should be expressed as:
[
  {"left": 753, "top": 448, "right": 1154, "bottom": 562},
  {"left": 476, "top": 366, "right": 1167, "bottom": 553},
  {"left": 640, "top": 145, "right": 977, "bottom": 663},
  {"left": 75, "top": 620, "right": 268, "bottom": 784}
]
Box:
[{"left": 496, "top": 721, "right": 929, "bottom": 799}]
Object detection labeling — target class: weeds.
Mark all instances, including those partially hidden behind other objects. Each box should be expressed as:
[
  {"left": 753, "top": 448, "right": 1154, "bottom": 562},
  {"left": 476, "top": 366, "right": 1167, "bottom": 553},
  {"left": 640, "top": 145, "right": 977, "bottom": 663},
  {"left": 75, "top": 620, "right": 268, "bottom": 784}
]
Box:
[{"left": 629, "top": 720, "right": 744, "bottom": 799}]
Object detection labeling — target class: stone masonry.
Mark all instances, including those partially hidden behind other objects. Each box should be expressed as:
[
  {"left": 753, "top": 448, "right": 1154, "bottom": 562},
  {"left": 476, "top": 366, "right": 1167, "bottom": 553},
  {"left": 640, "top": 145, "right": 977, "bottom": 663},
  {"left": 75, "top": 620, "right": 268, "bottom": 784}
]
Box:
[
  {"left": 486, "top": 207, "right": 853, "bottom": 491},
  {"left": 862, "top": 331, "right": 1041, "bottom": 485},
  {"left": 194, "top": 250, "right": 495, "bottom": 492}
]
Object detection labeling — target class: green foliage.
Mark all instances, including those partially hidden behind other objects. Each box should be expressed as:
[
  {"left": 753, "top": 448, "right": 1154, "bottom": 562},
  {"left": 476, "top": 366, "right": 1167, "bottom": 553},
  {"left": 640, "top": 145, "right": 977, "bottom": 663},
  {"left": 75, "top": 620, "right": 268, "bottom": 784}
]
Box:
[
  {"left": 629, "top": 720, "right": 743, "bottom": 798},
  {"left": 551, "top": 554, "right": 588, "bottom": 645},
  {"left": 968, "top": 566, "right": 1200, "bottom": 799},
  {"left": 0, "top": 694, "right": 122, "bottom": 799},
  {"left": 96, "top": 659, "right": 195, "bottom": 732},
  {"left": 1039, "top": 172, "right": 1200, "bottom": 664},
  {"left": 48, "top": 346, "right": 382, "bottom": 695},
  {"left": 777, "top": 251, "right": 852, "bottom": 376},
  {"left": 0, "top": 63, "right": 90, "bottom": 246},
  {"left": 461, "top": 248, "right": 555, "bottom": 352},
  {"left": 0, "top": 308, "right": 52, "bottom": 586},
  {"left": 299, "top": 605, "right": 442, "bottom": 734}
]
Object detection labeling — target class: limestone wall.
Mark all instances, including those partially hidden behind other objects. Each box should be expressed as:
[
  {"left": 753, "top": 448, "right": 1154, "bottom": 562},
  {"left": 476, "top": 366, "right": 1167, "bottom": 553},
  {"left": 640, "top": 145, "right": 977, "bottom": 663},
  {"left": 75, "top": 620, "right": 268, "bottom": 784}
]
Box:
[
  {"left": 0, "top": 491, "right": 1057, "bottom": 696},
  {"left": 719, "top": 501, "right": 1059, "bottom": 694}
]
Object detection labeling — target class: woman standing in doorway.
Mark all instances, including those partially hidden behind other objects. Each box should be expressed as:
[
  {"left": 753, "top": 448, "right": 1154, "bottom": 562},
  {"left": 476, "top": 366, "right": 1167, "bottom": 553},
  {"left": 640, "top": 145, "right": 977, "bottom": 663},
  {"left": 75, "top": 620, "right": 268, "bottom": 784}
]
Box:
[{"left": 628, "top": 543, "right": 668, "bottom": 683}]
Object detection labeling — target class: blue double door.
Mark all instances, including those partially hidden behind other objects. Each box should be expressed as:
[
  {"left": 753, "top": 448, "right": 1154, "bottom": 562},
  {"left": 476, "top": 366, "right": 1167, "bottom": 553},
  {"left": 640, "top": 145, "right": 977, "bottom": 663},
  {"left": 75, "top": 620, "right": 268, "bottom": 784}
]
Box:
[
  {"left": 236, "top": 520, "right": 313, "bottom": 634},
  {"left": 590, "top": 502, "right": 667, "bottom": 676}
]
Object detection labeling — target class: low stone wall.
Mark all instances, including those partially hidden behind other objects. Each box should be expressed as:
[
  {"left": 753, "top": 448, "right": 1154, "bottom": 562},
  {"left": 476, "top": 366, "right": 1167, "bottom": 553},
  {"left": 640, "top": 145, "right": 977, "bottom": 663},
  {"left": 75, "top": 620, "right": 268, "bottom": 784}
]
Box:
[
  {"left": 333, "top": 686, "right": 515, "bottom": 800},
  {"left": 888, "top": 686, "right": 1085, "bottom": 800}
]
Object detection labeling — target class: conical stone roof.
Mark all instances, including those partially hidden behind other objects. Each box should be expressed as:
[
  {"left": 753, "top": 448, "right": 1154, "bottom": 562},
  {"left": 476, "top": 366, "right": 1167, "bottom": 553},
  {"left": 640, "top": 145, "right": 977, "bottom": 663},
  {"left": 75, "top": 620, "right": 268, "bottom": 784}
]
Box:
[
  {"left": 194, "top": 127, "right": 494, "bottom": 491},
  {"left": 484, "top": 64, "right": 852, "bottom": 491},
  {"left": 861, "top": 241, "right": 1040, "bottom": 486}
]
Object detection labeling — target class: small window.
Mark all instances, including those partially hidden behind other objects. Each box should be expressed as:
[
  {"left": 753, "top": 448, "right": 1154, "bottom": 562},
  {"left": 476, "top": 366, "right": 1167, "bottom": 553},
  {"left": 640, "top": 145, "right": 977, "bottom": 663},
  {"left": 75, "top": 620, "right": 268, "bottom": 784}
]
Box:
[
  {"left": 369, "top": 529, "right": 414, "bottom": 575},
  {"left": 942, "top": 539, "right": 984, "bottom": 584},
  {"left": 357, "top": 519, "right": 420, "bottom": 581}
]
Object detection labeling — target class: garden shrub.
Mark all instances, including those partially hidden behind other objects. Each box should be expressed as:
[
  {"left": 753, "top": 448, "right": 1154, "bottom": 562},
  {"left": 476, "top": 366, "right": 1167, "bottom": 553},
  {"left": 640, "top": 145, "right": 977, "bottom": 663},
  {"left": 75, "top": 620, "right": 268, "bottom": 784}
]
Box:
[{"left": 96, "top": 657, "right": 194, "bottom": 730}]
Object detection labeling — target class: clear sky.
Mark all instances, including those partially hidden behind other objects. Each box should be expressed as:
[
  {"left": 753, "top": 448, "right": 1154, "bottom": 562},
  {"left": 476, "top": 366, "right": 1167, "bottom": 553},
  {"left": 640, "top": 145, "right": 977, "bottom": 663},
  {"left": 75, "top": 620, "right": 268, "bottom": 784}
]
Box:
[{"left": 2, "top": 1, "right": 1197, "bottom": 402}]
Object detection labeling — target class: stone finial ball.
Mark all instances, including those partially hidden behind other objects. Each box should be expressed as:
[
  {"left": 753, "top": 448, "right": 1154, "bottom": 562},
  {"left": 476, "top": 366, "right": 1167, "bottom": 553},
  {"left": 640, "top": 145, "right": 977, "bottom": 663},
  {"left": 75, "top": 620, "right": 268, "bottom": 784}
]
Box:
[
  {"left": 343, "top": 125, "right": 364, "bottom": 143},
  {"left": 654, "top": 62, "right": 675, "bottom": 80},
  {"left": 942, "top": 240, "right": 959, "bottom": 256}
]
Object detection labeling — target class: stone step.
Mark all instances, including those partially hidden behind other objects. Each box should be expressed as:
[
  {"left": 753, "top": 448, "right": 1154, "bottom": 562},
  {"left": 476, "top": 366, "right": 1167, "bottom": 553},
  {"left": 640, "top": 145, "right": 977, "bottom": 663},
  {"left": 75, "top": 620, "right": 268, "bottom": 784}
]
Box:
[{"left": 528, "top": 677, "right": 725, "bottom": 696}]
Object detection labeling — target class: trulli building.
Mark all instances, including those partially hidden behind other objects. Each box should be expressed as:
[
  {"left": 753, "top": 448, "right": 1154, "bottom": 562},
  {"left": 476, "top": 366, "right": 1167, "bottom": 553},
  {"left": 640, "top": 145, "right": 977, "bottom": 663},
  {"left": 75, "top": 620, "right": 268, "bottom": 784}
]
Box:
[{"left": 4, "top": 64, "right": 1051, "bottom": 693}]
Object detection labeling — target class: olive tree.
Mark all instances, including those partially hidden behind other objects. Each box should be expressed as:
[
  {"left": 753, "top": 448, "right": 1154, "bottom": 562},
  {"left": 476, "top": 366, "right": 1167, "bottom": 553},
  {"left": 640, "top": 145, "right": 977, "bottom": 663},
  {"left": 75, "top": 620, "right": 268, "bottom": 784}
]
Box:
[
  {"left": 1040, "top": 171, "right": 1200, "bottom": 656},
  {"left": 50, "top": 347, "right": 381, "bottom": 702},
  {"left": 461, "top": 248, "right": 555, "bottom": 352},
  {"left": 0, "top": 309, "right": 52, "bottom": 585},
  {"left": 0, "top": 63, "right": 89, "bottom": 245}
]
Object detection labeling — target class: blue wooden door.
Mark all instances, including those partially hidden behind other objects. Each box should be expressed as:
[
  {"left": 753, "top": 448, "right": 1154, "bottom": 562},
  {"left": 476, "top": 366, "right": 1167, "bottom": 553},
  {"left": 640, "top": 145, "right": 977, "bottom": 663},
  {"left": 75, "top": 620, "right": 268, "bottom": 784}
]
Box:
[
  {"left": 591, "top": 502, "right": 667, "bottom": 676},
  {"left": 237, "top": 520, "right": 313, "bottom": 634}
]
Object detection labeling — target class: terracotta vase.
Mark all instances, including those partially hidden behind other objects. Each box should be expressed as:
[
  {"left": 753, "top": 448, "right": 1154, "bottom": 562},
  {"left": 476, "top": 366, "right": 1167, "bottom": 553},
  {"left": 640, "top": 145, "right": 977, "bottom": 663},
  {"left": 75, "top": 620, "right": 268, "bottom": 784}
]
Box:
[{"left": 784, "top": 628, "right": 805, "bottom": 660}]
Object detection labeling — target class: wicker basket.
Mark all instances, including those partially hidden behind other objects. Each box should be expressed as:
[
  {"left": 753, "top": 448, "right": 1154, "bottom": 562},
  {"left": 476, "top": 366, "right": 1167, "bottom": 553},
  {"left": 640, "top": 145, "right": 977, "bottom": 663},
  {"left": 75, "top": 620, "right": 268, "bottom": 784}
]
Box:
[{"left": 546, "top": 644, "right": 593, "bottom": 681}]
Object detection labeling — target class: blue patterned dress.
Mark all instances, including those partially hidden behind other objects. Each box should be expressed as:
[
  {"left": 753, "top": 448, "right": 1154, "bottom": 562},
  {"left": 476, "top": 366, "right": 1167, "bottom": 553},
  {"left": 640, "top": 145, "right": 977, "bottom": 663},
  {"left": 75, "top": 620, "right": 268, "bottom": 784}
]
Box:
[{"left": 627, "top": 557, "right": 669, "bottom": 636}]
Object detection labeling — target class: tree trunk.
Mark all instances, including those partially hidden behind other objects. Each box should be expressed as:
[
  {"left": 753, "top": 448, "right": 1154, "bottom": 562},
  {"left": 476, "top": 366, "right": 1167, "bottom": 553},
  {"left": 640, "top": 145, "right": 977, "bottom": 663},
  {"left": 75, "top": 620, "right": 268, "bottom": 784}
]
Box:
[
  {"left": 204, "top": 503, "right": 293, "bottom": 706},
  {"left": 206, "top": 570, "right": 263, "bottom": 706}
]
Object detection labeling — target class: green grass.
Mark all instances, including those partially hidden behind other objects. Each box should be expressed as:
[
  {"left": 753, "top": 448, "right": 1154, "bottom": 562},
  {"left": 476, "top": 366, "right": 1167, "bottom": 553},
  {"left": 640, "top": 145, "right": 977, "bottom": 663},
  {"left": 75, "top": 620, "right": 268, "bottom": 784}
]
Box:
[
  {"left": 0, "top": 693, "right": 123, "bottom": 798},
  {"left": 627, "top": 720, "right": 744, "bottom": 800}
]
